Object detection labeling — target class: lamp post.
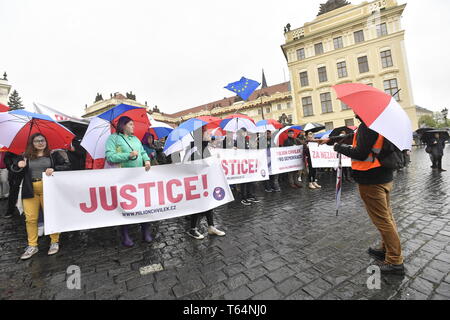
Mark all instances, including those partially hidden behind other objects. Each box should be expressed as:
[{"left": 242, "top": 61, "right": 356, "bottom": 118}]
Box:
[{"left": 442, "top": 108, "right": 448, "bottom": 126}]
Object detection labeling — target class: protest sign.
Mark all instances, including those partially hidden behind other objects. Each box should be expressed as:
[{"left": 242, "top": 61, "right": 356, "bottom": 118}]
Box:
[
  {"left": 308, "top": 142, "right": 351, "bottom": 168},
  {"left": 43, "top": 163, "right": 233, "bottom": 234}
]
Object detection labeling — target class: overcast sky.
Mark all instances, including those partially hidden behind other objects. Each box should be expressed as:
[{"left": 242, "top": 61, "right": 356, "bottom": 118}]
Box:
[{"left": 1, "top": 0, "right": 449, "bottom": 117}]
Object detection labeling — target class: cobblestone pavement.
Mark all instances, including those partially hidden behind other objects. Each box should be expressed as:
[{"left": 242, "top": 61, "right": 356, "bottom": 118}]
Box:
[{"left": 1, "top": 147, "right": 449, "bottom": 300}]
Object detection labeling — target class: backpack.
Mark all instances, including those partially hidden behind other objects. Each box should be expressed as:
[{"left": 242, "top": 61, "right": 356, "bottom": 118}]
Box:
[{"left": 374, "top": 137, "right": 405, "bottom": 170}]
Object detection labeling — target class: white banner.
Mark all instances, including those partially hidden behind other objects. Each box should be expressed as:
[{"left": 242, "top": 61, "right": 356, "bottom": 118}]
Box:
[
  {"left": 309, "top": 142, "right": 351, "bottom": 168},
  {"left": 43, "top": 163, "right": 234, "bottom": 234},
  {"left": 209, "top": 148, "right": 269, "bottom": 184},
  {"left": 269, "top": 146, "right": 304, "bottom": 175}
]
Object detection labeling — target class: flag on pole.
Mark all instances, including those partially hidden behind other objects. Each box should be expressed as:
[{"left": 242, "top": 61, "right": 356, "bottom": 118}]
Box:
[
  {"left": 224, "top": 77, "right": 260, "bottom": 101},
  {"left": 336, "top": 153, "right": 343, "bottom": 216},
  {"left": 33, "top": 102, "right": 88, "bottom": 123}
]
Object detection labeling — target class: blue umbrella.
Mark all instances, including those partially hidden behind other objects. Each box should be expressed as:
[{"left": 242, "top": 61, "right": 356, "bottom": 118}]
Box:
[{"left": 163, "top": 118, "right": 208, "bottom": 155}]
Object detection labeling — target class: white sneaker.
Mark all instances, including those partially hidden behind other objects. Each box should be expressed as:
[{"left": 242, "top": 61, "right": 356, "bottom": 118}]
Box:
[
  {"left": 313, "top": 182, "right": 322, "bottom": 188},
  {"left": 208, "top": 226, "right": 226, "bottom": 236},
  {"left": 48, "top": 243, "right": 59, "bottom": 256},
  {"left": 38, "top": 225, "right": 44, "bottom": 237},
  {"left": 21, "top": 246, "right": 39, "bottom": 260},
  {"left": 308, "top": 182, "right": 316, "bottom": 189}
]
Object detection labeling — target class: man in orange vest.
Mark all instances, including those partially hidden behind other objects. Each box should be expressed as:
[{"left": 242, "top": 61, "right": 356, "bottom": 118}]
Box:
[{"left": 326, "top": 116, "right": 404, "bottom": 275}]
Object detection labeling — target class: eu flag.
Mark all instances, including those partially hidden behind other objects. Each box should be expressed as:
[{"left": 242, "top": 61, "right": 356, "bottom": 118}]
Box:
[{"left": 224, "top": 77, "right": 260, "bottom": 101}]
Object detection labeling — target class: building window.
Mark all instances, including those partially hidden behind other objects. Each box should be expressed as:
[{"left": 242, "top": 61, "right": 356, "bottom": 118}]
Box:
[
  {"left": 318, "top": 66, "right": 328, "bottom": 83},
  {"left": 266, "top": 107, "right": 271, "bottom": 113},
  {"left": 341, "top": 101, "right": 350, "bottom": 110},
  {"left": 358, "top": 56, "right": 369, "bottom": 73},
  {"left": 315, "top": 42, "right": 324, "bottom": 55},
  {"left": 325, "top": 121, "right": 334, "bottom": 131},
  {"left": 337, "top": 61, "right": 348, "bottom": 78},
  {"left": 287, "top": 102, "right": 291, "bottom": 109},
  {"left": 354, "top": 30, "right": 365, "bottom": 43},
  {"left": 258, "top": 109, "right": 262, "bottom": 115},
  {"left": 380, "top": 50, "right": 393, "bottom": 68},
  {"left": 302, "top": 96, "right": 314, "bottom": 117},
  {"left": 297, "top": 48, "right": 305, "bottom": 60},
  {"left": 299, "top": 71, "right": 309, "bottom": 87},
  {"left": 320, "top": 92, "right": 333, "bottom": 113},
  {"left": 288, "top": 114, "right": 293, "bottom": 123},
  {"left": 377, "top": 23, "right": 388, "bottom": 37},
  {"left": 333, "top": 36, "right": 343, "bottom": 49},
  {"left": 384, "top": 79, "right": 400, "bottom": 101},
  {"left": 345, "top": 118, "right": 355, "bottom": 127},
  {"left": 277, "top": 104, "right": 282, "bottom": 111}
]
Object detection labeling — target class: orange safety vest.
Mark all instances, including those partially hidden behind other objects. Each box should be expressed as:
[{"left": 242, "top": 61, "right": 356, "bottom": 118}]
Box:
[{"left": 351, "top": 131, "right": 384, "bottom": 171}]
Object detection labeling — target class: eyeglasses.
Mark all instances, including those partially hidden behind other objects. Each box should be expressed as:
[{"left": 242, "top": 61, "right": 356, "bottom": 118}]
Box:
[{"left": 33, "top": 139, "right": 46, "bottom": 144}]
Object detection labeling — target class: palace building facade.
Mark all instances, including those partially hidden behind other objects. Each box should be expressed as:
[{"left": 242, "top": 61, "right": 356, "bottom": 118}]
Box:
[{"left": 281, "top": 0, "right": 419, "bottom": 130}]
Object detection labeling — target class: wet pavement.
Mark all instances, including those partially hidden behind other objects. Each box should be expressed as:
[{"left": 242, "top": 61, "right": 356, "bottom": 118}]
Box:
[{"left": 1, "top": 147, "right": 449, "bottom": 300}]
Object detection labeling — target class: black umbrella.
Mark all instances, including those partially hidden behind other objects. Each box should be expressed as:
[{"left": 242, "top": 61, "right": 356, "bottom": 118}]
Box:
[
  {"left": 415, "top": 127, "right": 434, "bottom": 135},
  {"left": 422, "top": 130, "right": 449, "bottom": 143},
  {"left": 302, "top": 122, "right": 325, "bottom": 133},
  {"left": 328, "top": 126, "right": 356, "bottom": 138},
  {"left": 325, "top": 126, "right": 356, "bottom": 145}
]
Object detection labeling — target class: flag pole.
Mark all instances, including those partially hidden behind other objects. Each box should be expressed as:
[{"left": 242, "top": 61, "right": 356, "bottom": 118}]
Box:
[{"left": 336, "top": 152, "right": 342, "bottom": 216}]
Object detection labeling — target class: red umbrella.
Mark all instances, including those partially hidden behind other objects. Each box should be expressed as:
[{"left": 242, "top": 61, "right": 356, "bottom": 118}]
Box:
[
  {"left": 0, "top": 110, "right": 75, "bottom": 154},
  {"left": 98, "top": 104, "right": 150, "bottom": 140},
  {"left": 0, "top": 103, "right": 9, "bottom": 112},
  {"left": 332, "top": 83, "right": 412, "bottom": 151}
]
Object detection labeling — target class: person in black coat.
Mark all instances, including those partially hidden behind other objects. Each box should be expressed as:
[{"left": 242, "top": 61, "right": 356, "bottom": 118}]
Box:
[
  {"left": 283, "top": 130, "right": 302, "bottom": 189},
  {"left": 234, "top": 128, "right": 260, "bottom": 206},
  {"left": 3, "top": 152, "right": 25, "bottom": 218},
  {"left": 426, "top": 133, "right": 447, "bottom": 172},
  {"left": 184, "top": 127, "right": 226, "bottom": 240}
]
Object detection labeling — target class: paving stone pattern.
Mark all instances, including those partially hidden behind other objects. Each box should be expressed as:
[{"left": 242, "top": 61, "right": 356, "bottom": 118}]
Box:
[{"left": 1, "top": 148, "right": 449, "bottom": 300}]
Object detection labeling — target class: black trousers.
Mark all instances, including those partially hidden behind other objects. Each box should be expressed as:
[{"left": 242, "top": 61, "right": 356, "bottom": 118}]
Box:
[
  {"left": 342, "top": 167, "right": 351, "bottom": 180},
  {"left": 432, "top": 156, "right": 443, "bottom": 169},
  {"left": 7, "top": 173, "right": 23, "bottom": 215},
  {"left": 240, "top": 182, "right": 255, "bottom": 200},
  {"left": 190, "top": 210, "right": 214, "bottom": 229},
  {"left": 307, "top": 158, "right": 316, "bottom": 182}
]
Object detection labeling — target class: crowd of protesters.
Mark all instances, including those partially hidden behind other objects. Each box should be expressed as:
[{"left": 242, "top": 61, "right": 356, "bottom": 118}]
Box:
[{"left": 0, "top": 116, "right": 447, "bottom": 263}]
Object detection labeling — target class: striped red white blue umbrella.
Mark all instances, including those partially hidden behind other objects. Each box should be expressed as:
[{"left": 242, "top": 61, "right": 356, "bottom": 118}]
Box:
[
  {"left": 81, "top": 104, "right": 150, "bottom": 159},
  {"left": 220, "top": 114, "right": 257, "bottom": 133},
  {"left": 273, "top": 125, "right": 303, "bottom": 146},
  {"left": 148, "top": 119, "right": 173, "bottom": 139},
  {"left": 163, "top": 118, "right": 208, "bottom": 156},
  {"left": 333, "top": 83, "right": 412, "bottom": 150},
  {"left": 256, "top": 119, "right": 283, "bottom": 132},
  {"left": 0, "top": 109, "right": 75, "bottom": 154},
  {"left": 0, "top": 103, "right": 9, "bottom": 112},
  {"left": 314, "top": 129, "right": 333, "bottom": 139}
]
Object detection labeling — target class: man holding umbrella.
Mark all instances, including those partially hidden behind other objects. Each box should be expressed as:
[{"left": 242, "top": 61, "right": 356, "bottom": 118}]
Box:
[
  {"left": 424, "top": 130, "right": 448, "bottom": 171},
  {"left": 324, "top": 83, "right": 413, "bottom": 275}
]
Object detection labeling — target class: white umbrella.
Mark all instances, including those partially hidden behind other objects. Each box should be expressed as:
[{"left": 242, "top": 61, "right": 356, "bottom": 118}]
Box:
[
  {"left": 80, "top": 117, "right": 111, "bottom": 159},
  {"left": 219, "top": 114, "right": 257, "bottom": 133}
]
